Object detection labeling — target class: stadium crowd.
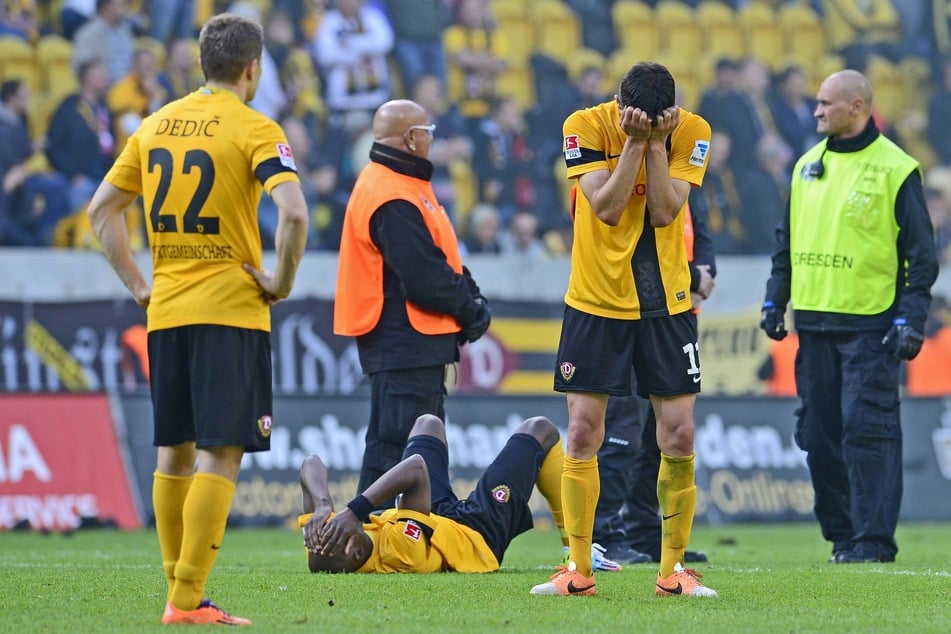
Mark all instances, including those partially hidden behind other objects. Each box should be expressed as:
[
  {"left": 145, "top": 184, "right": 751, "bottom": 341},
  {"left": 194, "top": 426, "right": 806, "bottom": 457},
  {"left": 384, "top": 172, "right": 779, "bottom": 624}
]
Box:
[{"left": 1, "top": 0, "right": 951, "bottom": 265}]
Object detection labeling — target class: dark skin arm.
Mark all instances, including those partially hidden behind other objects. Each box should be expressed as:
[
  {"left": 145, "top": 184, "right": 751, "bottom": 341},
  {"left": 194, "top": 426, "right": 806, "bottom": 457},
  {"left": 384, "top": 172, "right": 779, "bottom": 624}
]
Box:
[
  {"left": 300, "top": 455, "right": 335, "bottom": 553},
  {"left": 314, "top": 453, "right": 432, "bottom": 556}
]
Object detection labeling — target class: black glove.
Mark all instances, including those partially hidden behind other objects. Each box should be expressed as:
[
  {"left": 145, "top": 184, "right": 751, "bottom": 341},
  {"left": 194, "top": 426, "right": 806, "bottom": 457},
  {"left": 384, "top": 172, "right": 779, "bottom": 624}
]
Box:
[
  {"left": 462, "top": 265, "right": 484, "bottom": 301},
  {"left": 760, "top": 301, "right": 788, "bottom": 341},
  {"left": 460, "top": 300, "right": 491, "bottom": 344},
  {"left": 882, "top": 318, "right": 924, "bottom": 360}
]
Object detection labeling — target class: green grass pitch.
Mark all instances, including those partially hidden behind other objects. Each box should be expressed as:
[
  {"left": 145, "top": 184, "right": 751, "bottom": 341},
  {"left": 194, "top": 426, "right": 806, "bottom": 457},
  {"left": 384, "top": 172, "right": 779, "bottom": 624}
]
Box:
[{"left": 1, "top": 522, "right": 949, "bottom": 633}]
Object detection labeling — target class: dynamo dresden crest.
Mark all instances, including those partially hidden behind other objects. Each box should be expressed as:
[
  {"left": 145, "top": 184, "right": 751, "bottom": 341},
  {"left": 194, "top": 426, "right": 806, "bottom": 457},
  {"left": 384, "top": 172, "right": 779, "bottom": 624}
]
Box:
[
  {"left": 257, "top": 415, "right": 273, "bottom": 438},
  {"left": 491, "top": 485, "right": 511, "bottom": 504},
  {"left": 560, "top": 361, "right": 576, "bottom": 382}
]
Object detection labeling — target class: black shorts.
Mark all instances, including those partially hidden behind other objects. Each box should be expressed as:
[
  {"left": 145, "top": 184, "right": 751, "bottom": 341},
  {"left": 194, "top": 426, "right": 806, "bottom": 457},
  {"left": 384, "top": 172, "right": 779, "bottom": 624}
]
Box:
[
  {"left": 554, "top": 306, "right": 701, "bottom": 398},
  {"left": 402, "top": 433, "right": 542, "bottom": 565},
  {"left": 148, "top": 325, "right": 273, "bottom": 452}
]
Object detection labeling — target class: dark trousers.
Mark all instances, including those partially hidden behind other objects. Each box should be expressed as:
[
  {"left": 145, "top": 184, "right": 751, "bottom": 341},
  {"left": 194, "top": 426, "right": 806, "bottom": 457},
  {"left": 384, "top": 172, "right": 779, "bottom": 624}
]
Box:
[
  {"left": 594, "top": 392, "right": 664, "bottom": 560},
  {"left": 358, "top": 365, "right": 446, "bottom": 504},
  {"left": 794, "top": 330, "right": 902, "bottom": 559}
]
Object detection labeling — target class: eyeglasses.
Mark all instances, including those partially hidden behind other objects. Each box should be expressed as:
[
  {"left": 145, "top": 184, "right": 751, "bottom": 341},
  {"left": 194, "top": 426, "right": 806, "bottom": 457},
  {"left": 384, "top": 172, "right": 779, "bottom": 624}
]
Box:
[{"left": 405, "top": 123, "right": 436, "bottom": 136}]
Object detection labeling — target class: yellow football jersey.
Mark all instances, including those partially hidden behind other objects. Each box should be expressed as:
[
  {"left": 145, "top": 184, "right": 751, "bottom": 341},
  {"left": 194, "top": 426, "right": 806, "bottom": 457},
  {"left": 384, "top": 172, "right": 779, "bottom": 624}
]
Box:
[
  {"left": 297, "top": 509, "right": 499, "bottom": 573},
  {"left": 562, "top": 101, "right": 711, "bottom": 319},
  {"left": 105, "top": 87, "right": 300, "bottom": 332}
]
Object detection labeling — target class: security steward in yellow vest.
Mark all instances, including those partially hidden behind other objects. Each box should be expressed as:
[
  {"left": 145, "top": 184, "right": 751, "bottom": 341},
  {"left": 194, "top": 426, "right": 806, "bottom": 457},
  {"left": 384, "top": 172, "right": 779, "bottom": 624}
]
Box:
[
  {"left": 761, "top": 70, "right": 938, "bottom": 564},
  {"left": 334, "top": 99, "right": 491, "bottom": 501}
]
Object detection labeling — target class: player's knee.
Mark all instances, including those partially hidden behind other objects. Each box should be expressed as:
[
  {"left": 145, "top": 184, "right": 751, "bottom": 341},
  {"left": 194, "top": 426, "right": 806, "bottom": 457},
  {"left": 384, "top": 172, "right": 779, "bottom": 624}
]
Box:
[
  {"left": 408, "top": 414, "right": 446, "bottom": 442},
  {"left": 517, "top": 416, "right": 560, "bottom": 450}
]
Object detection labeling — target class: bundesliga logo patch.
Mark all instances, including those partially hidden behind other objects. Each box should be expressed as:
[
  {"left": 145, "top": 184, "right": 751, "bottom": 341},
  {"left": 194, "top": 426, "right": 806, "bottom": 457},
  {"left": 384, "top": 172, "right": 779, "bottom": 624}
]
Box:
[
  {"left": 257, "top": 415, "right": 272, "bottom": 438},
  {"left": 564, "top": 134, "right": 581, "bottom": 160},
  {"left": 403, "top": 521, "right": 423, "bottom": 541},
  {"left": 491, "top": 485, "right": 511, "bottom": 504},
  {"left": 276, "top": 143, "right": 296, "bottom": 170}
]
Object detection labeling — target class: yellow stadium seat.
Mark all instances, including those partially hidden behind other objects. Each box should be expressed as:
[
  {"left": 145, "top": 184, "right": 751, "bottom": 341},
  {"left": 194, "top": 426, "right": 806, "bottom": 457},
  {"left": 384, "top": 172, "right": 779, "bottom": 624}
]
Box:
[
  {"left": 696, "top": 1, "right": 743, "bottom": 61},
  {"left": 491, "top": 0, "right": 529, "bottom": 20},
  {"left": 654, "top": 0, "right": 702, "bottom": 59},
  {"left": 738, "top": 2, "right": 783, "bottom": 68},
  {"left": 35, "top": 34, "right": 76, "bottom": 100},
  {"left": 898, "top": 56, "right": 933, "bottom": 112},
  {"left": 495, "top": 64, "right": 536, "bottom": 109},
  {"left": 778, "top": 2, "right": 826, "bottom": 64},
  {"left": 531, "top": 0, "right": 581, "bottom": 64},
  {"left": 0, "top": 36, "right": 38, "bottom": 91},
  {"left": 611, "top": 1, "right": 660, "bottom": 61},
  {"left": 865, "top": 54, "right": 906, "bottom": 120},
  {"left": 495, "top": 16, "right": 535, "bottom": 67},
  {"left": 566, "top": 47, "right": 607, "bottom": 81}
]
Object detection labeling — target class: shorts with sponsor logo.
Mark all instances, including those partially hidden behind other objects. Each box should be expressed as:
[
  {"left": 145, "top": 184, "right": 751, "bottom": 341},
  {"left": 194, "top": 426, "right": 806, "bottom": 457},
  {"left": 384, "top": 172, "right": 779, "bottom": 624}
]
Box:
[
  {"left": 148, "top": 325, "right": 273, "bottom": 452},
  {"left": 554, "top": 305, "right": 701, "bottom": 398},
  {"left": 402, "top": 433, "right": 542, "bottom": 565}
]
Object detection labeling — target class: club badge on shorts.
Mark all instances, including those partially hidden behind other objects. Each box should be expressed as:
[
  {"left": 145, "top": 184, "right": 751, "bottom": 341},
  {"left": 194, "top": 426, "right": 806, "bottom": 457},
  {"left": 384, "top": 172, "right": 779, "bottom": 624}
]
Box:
[
  {"left": 491, "top": 485, "right": 511, "bottom": 504},
  {"left": 560, "top": 361, "right": 576, "bottom": 382},
  {"left": 257, "top": 415, "right": 272, "bottom": 438}
]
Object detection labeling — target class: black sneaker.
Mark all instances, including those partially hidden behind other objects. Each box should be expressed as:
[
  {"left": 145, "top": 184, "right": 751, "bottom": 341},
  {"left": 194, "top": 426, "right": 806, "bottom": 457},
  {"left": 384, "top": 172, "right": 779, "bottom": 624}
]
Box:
[
  {"left": 684, "top": 550, "right": 709, "bottom": 563},
  {"left": 597, "top": 542, "right": 653, "bottom": 564},
  {"left": 831, "top": 547, "right": 895, "bottom": 564}
]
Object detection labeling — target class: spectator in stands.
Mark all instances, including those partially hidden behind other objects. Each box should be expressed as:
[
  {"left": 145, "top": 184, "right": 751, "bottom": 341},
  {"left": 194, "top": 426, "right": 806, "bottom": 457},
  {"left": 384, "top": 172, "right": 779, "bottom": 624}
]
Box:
[
  {"left": 157, "top": 38, "right": 202, "bottom": 103},
  {"left": 71, "top": 0, "right": 136, "bottom": 86},
  {"left": 697, "top": 57, "right": 764, "bottom": 171},
  {"left": 46, "top": 59, "right": 115, "bottom": 215},
  {"left": 927, "top": 57, "right": 951, "bottom": 166},
  {"left": 412, "top": 73, "right": 473, "bottom": 224},
  {"left": 566, "top": 0, "right": 616, "bottom": 57},
  {"left": 737, "top": 132, "right": 793, "bottom": 255},
  {"left": 821, "top": 0, "right": 903, "bottom": 69},
  {"left": 471, "top": 96, "right": 535, "bottom": 224},
  {"left": 148, "top": 0, "right": 195, "bottom": 45},
  {"left": 108, "top": 46, "right": 167, "bottom": 147},
  {"left": 229, "top": 1, "right": 288, "bottom": 122},
  {"left": 0, "top": 79, "right": 71, "bottom": 246},
  {"left": 382, "top": 0, "right": 451, "bottom": 93},
  {"left": 924, "top": 167, "right": 951, "bottom": 264},
  {"left": 463, "top": 202, "right": 503, "bottom": 255},
  {"left": 688, "top": 128, "right": 747, "bottom": 255},
  {"left": 501, "top": 210, "right": 549, "bottom": 264},
  {"left": 0, "top": 2, "right": 39, "bottom": 41},
  {"left": 61, "top": 0, "right": 96, "bottom": 40},
  {"left": 313, "top": 0, "right": 394, "bottom": 136},
  {"left": 443, "top": 0, "right": 509, "bottom": 135},
  {"left": 768, "top": 65, "right": 820, "bottom": 171}
]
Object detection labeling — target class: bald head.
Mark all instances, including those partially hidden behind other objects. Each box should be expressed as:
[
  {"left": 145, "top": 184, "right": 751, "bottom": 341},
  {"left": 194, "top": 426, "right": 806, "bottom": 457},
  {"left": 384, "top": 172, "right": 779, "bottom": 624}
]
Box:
[
  {"left": 373, "top": 99, "right": 428, "bottom": 140},
  {"left": 815, "top": 69, "right": 874, "bottom": 140},
  {"left": 825, "top": 70, "right": 873, "bottom": 114}
]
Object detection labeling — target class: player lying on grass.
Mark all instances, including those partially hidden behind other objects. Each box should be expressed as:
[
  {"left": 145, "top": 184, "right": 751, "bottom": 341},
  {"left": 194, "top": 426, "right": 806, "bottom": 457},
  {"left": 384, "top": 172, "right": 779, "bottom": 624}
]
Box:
[{"left": 298, "top": 414, "right": 622, "bottom": 573}]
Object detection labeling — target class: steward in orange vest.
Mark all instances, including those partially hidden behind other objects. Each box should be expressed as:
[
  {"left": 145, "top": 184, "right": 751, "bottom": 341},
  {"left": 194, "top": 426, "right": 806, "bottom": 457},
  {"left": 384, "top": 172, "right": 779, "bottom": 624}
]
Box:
[{"left": 333, "top": 100, "right": 491, "bottom": 499}]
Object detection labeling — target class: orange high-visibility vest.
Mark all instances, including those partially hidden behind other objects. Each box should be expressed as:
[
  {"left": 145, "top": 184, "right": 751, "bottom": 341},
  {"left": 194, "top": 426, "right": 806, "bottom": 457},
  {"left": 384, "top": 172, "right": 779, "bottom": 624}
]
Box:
[
  {"left": 334, "top": 160, "right": 463, "bottom": 336},
  {"left": 765, "top": 333, "right": 798, "bottom": 397}
]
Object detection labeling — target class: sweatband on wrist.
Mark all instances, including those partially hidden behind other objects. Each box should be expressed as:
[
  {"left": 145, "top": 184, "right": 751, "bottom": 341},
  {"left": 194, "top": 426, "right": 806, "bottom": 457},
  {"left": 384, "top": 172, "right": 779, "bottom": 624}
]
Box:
[{"left": 346, "top": 494, "right": 374, "bottom": 522}]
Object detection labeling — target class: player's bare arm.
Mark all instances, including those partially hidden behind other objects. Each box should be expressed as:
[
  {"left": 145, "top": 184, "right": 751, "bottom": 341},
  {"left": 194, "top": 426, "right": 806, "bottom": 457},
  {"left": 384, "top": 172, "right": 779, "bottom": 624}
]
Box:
[
  {"left": 88, "top": 181, "right": 153, "bottom": 308},
  {"left": 644, "top": 107, "right": 689, "bottom": 227},
  {"left": 241, "top": 181, "right": 308, "bottom": 304},
  {"left": 577, "top": 103, "right": 652, "bottom": 226},
  {"left": 300, "top": 455, "right": 334, "bottom": 552},
  {"left": 316, "top": 454, "right": 432, "bottom": 556}
]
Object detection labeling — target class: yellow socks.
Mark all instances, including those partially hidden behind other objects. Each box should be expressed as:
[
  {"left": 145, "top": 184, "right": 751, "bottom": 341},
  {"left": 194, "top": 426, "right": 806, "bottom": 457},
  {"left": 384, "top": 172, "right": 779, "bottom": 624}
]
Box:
[
  {"left": 153, "top": 471, "right": 193, "bottom": 602},
  {"left": 562, "top": 455, "right": 599, "bottom": 577},
  {"left": 169, "top": 472, "right": 236, "bottom": 611},
  {"left": 657, "top": 452, "right": 697, "bottom": 578},
  {"left": 536, "top": 440, "right": 569, "bottom": 546}
]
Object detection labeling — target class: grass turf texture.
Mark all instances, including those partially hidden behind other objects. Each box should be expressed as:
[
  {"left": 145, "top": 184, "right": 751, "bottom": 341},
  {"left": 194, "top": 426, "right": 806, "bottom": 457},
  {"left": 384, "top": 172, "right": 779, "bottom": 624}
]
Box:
[{"left": 1, "top": 523, "right": 949, "bottom": 633}]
